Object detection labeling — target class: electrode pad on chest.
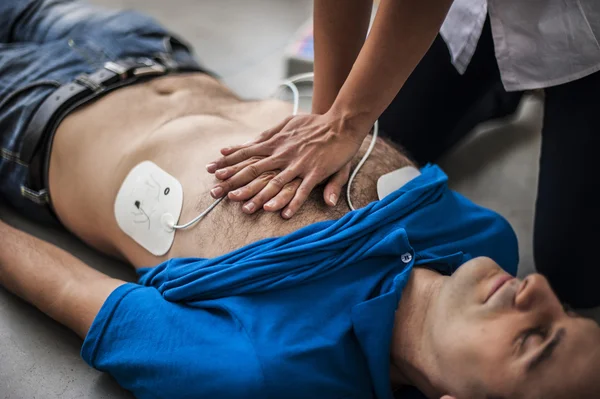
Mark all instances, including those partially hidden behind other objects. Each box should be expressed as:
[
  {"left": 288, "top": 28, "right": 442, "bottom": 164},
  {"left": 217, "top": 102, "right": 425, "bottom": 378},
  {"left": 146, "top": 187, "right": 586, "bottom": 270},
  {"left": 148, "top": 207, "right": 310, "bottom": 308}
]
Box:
[
  {"left": 114, "top": 161, "right": 183, "bottom": 256},
  {"left": 377, "top": 166, "right": 421, "bottom": 200}
]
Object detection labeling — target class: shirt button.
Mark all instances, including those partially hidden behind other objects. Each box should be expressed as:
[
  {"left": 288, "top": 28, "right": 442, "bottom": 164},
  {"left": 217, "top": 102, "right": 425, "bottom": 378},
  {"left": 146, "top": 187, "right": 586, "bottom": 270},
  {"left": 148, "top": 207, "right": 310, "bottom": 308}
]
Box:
[{"left": 401, "top": 253, "right": 413, "bottom": 263}]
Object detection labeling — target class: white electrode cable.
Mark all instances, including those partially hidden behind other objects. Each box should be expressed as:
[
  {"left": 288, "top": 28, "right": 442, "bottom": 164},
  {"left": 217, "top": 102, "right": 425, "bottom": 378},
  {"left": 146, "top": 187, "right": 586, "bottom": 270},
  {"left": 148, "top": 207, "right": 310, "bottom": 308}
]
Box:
[
  {"left": 170, "top": 72, "right": 377, "bottom": 230},
  {"left": 171, "top": 196, "right": 224, "bottom": 229},
  {"left": 346, "top": 120, "right": 378, "bottom": 211},
  {"left": 280, "top": 81, "right": 300, "bottom": 116}
]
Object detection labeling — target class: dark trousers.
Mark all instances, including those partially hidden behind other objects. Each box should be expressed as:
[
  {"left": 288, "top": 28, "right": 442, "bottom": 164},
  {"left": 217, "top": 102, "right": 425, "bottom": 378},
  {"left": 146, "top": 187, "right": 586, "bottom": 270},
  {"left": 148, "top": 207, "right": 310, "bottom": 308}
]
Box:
[{"left": 380, "top": 19, "right": 600, "bottom": 308}]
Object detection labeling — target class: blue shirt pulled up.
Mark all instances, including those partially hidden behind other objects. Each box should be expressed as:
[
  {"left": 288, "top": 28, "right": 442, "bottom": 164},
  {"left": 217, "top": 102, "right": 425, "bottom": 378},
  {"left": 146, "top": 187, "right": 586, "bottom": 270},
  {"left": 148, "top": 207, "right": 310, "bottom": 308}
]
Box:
[{"left": 81, "top": 164, "right": 518, "bottom": 399}]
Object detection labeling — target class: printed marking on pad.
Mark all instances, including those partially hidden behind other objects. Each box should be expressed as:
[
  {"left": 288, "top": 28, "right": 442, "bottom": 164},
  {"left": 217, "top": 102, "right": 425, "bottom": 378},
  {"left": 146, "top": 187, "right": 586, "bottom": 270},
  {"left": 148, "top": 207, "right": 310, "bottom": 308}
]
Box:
[{"left": 114, "top": 161, "right": 183, "bottom": 256}]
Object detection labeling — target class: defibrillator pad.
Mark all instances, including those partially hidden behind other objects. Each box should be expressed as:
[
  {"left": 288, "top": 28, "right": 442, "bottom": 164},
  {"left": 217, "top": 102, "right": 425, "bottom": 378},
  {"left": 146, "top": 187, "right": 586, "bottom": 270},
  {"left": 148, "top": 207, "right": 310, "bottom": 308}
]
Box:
[
  {"left": 114, "top": 161, "right": 183, "bottom": 256},
  {"left": 377, "top": 166, "right": 421, "bottom": 200}
]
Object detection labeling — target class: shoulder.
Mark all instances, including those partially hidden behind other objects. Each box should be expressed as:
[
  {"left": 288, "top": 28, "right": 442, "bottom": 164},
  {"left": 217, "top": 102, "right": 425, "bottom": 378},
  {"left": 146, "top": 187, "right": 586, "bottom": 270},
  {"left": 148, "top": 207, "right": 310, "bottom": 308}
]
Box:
[{"left": 83, "top": 285, "right": 267, "bottom": 398}]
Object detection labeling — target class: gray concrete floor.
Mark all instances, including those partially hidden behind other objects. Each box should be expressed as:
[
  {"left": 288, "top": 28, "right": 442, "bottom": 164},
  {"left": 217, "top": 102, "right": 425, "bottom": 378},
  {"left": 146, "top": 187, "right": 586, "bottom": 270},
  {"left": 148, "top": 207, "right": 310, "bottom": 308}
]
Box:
[{"left": 0, "top": 0, "right": 598, "bottom": 398}]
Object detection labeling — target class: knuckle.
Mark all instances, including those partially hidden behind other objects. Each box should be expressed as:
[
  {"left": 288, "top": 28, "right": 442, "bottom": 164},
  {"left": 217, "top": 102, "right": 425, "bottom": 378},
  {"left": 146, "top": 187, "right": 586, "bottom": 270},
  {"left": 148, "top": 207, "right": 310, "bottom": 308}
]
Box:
[
  {"left": 284, "top": 183, "right": 297, "bottom": 192},
  {"left": 267, "top": 137, "right": 281, "bottom": 149},
  {"left": 269, "top": 176, "right": 286, "bottom": 189},
  {"left": 253, "top": 193, "right": 270, "bottom": 205},
  {"left": 297, "top": 185, "right": 311, "bottom": 194},
  {"left": 247, "top": 164, "right": 261, "bottom": 179},
  {"left": 264, "top": 139, "right": 276, "bottom": 149},
  {"left": 260, "top": 171, "right": 277, "bottom": 181},
  {"left": 221, "top": 180, "right": 233, "bottom": 191},
  {"left": 238, "top": 148, "right": 250, "bottom": 159},
  {"left": 258, "top": 131, "right": 267, "bottom": 139}
]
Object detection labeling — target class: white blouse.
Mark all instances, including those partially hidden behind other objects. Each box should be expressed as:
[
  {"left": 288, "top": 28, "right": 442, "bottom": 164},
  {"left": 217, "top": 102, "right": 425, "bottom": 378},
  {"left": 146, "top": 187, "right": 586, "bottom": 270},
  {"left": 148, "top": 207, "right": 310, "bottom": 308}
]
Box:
[{"left": 440, "top": 0, "right": 600, "bottom": 91}]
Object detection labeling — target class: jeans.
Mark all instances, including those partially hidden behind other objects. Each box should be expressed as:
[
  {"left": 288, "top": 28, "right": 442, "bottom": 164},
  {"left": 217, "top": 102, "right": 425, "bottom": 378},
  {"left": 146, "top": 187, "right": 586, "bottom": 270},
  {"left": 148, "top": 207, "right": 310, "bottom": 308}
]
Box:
[{"left": 0, "top": 0, "right": 203, "bottom": 224}]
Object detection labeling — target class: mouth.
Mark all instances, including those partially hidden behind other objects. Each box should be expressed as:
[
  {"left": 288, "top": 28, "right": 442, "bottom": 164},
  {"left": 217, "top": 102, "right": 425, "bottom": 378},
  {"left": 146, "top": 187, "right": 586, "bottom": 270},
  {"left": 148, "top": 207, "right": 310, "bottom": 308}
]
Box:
[{"left": 485, "top": 274, "right": 515, "bottom": 303}]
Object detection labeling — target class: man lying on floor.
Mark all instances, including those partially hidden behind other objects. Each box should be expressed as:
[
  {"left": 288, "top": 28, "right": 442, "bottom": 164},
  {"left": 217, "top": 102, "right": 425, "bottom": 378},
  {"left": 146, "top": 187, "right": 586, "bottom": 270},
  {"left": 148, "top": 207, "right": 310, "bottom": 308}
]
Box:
[{"left": 1, "top": 1, "right": 599, "bottom": 398}]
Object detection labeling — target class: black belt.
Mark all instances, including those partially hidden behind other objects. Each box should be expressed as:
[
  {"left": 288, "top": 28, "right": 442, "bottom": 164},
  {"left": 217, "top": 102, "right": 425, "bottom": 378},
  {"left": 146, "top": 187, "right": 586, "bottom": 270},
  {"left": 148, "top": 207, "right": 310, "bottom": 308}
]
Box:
[{"left": 20, "top": 56, "right": 192, "bottom": 192}]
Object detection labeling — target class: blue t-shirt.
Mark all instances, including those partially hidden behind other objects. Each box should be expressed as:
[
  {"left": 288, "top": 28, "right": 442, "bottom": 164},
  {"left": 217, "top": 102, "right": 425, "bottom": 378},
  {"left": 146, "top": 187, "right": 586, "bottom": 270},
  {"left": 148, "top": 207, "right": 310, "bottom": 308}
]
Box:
[{"left": 81, "top": 164, "right": 518, "bottom": 399}]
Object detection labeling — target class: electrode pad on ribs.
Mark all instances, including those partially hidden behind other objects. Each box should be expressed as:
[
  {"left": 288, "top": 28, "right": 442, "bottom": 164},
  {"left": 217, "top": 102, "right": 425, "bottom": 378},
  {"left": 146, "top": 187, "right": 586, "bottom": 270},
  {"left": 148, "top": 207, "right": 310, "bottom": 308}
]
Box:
[
  {"left": 114, "top": 161, "right": 183, "bottom": 256},
  {"left": 377, "top": 166, "right": 421, "bottom": 200}
]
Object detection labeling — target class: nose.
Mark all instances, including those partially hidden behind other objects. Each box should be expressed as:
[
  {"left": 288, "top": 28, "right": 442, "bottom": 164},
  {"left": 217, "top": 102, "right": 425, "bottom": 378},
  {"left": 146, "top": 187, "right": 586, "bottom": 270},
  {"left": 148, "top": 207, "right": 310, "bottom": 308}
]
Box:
[{"left": 514, "top": 274, "right": 563, "bottom": 315}]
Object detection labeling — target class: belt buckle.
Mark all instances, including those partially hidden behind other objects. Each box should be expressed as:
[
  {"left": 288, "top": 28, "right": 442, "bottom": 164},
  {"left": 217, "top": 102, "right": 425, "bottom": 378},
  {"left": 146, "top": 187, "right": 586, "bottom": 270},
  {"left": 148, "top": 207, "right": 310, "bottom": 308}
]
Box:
[
  {"left": 104, "top": 61, "right": 129, "bottom": 79},
  {"left": 104, "top": 59, "right": 167, "bottom": 80},
  {"left": 132, "top": 57, "right": 167, "bottom": 77},
  {"left": 133, "top": 63, "right": 167, "bottom": 77}
]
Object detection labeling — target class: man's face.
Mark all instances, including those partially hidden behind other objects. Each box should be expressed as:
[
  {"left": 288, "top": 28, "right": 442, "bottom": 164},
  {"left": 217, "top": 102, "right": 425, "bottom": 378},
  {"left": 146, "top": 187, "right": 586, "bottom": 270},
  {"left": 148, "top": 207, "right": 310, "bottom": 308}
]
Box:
[{"left": 427, "top": 257, "right": 600, "bottom": 399}]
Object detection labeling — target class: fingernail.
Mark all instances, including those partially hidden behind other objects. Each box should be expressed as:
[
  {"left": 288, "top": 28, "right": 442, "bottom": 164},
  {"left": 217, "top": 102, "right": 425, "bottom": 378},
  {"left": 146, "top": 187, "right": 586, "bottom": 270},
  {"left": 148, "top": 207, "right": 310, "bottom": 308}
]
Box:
[
  {"left": 216, "top": 169, "right": 226, "bottom": 176},
  {"left": 242, "top": 140, "right": 253, "bottom": 145},
  {"left": 283, "top": 209, "right": 293, "bottom": 218},
  {"left": 206, "top": 163, "right": 216, "bottom": 172},
  {"left": 211, "top": 187, "right": 223, "bottom": 197},
  {"left": 244, "top": 202, "right": 256, "bottom": 212},
  {"left": 329, "top": 194, "right": 338, "bottom": 206},
  {"left": 222, "top": 147, "right": 231, "bottom": 152},
  {"left": 231, "top": 189, "right": 241, "bottom": 196}
]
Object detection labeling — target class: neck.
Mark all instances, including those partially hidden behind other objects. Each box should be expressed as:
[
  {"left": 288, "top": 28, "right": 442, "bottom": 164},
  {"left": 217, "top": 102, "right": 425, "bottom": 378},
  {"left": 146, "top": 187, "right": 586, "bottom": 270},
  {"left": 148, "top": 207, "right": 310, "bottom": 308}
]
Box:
[{"left": 390, "top": 267, "right": 445, "bottom": 397}]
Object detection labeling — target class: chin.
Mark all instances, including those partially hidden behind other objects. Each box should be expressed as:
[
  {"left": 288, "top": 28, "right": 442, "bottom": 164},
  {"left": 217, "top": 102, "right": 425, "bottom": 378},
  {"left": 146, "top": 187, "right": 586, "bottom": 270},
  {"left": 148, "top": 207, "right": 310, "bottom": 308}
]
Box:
[
  {"left": 453, "top": 256, "right": 502, "bottom": 281},
  {"left": 444, "top": 257, "right": 506, "bottom": 304}
]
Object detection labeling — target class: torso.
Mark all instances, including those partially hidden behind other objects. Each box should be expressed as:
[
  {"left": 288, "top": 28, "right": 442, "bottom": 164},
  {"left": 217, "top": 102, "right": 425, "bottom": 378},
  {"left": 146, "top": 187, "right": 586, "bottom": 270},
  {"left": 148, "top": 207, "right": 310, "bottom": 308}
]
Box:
[{"left": 48, "top": 73, "right": 413, "bottom": 268}]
